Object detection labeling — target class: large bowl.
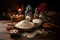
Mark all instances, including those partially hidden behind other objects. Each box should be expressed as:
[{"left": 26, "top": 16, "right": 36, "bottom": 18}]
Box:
[
  {"left": 15, "top": 22, "right": 34, "bottom": 29},
  {"left": 14, "top": 20, "right": 35, "bottom": 32}
]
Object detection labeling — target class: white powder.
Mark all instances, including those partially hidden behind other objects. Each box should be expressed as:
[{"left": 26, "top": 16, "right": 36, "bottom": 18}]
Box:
[
  {"left": 15, "top": 20, "right": 34, "bottom": 29},
  {"left": 32, "top": 19, "right": 43, "bottom": 24}
]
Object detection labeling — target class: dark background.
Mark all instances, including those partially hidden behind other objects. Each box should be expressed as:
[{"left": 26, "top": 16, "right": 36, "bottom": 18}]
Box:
[
  {"left": 0, "top": 0, "right": 60, "bottom": 20},
  {"left": 0, "top": 0, "right": 60, "bottom": 12}
]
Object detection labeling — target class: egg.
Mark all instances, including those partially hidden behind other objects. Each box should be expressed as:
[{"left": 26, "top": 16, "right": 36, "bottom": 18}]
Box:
[{"left": 9, "top": 29, "right": 19, "bottom": 34}]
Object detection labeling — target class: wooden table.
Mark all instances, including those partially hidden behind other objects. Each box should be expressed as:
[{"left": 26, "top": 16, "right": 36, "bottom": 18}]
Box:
[{"left": 0, "top": 20, "right": 60, "bottom": 40}]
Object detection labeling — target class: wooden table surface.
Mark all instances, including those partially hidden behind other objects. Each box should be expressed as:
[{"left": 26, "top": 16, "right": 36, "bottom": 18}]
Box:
[{"left": 0, "top": 20, "right": 60, "bottom": 40}]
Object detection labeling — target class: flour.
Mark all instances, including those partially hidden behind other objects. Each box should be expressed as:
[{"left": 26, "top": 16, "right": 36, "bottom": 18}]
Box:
[{"left": 15, "top": 20, "right": 34, "bottom": 29}]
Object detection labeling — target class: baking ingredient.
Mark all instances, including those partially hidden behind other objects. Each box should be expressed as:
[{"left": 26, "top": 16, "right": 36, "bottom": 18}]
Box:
[{"left": 15, "top": 20, "right": 34, "bottom": 29}]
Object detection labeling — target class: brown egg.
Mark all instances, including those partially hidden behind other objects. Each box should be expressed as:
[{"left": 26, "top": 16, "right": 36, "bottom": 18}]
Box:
[
  {"left": 9, "top": 29, "right": 19, "bottom": 34},
  {"left": 12, "top": 14, "right": 24, "bottom": 22},
  {"left": 7, "top": 26, "right": 15, "bottom": 30},
  {"left": 7, "top": 23, "right": 14, "bottom": 26},
  {"left": 13, "top": 15, "right": 15, "bottom": 17}
]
